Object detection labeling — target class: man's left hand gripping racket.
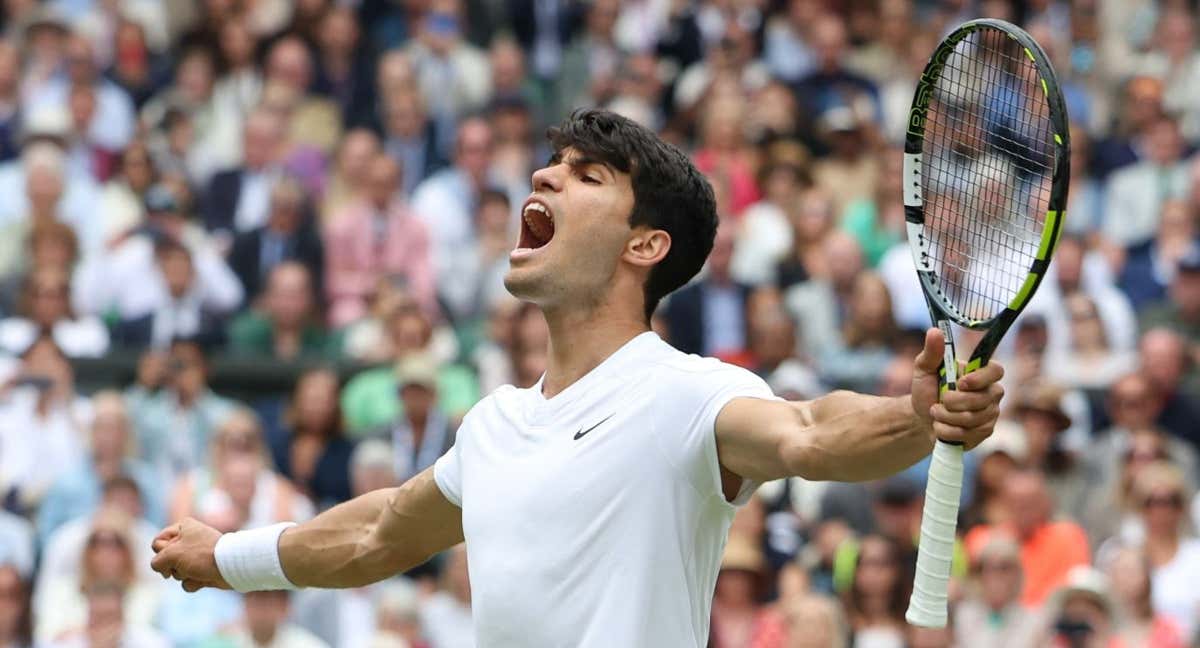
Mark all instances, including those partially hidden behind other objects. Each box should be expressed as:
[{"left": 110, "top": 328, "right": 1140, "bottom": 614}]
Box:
[{"left": 902, "top": 19, "right": 1070, "bottom": 627}]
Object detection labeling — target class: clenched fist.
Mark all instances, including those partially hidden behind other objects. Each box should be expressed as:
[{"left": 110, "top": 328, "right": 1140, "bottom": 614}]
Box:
[{"left": 149, "top": 518, "right": 231, "bottom": 592}]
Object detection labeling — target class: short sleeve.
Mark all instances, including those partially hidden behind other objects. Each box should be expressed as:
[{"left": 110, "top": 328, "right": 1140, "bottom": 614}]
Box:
[
  {"left": 653, "top": 359, "right": 779, "bottom": 506},
  {"left": 433, "top": 442, "right": 463, "bottom": 508}
]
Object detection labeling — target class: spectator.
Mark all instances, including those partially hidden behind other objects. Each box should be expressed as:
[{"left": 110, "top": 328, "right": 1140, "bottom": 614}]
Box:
[
  {"left": 1041, "top": 567, "right": 1118, "bottom": 648},
  {"left": 730, "top": 158, "right": 810, "bottom": 287},
  {"left": 381, "top": 355, "right": 455, "bottom": 484},
  {"left": 324, "top": 153, "right": 436, "bottom": 326},
  {"left": 94, "top": 140, "right": 157, "bottom": 252},
  {"left": 34, "top": 509, "right": 161, "bottom": 643},
  {"left": 419, "top": 545, "right": 472, "bottom": 648},
  {"left": 211, "top": 19, "right": 261, "bottom": 122},
  {"left": 666, "top": 223, "right": 749, "bottom": 358},
  {"left": 0, "top": 265, "right": 108, "bottom": 358},
  {"left": 105, "top": 18, "right": 167, "bottom": 111},
  {"left": 964, "top": 469, "right": 1090, "bottom": 606},
  {"left": 24, "top": 32, "right": 134, "bottom": 154},
  {"left": 259, "top": 36, "right": 343, "bottom": 156},
  {"left": 111, "top": 238, "right": 229, "bottom": 349},
  {"left": 790, "top": 13, "right": 880, "bottom": 144},
  {"left": 228, "top": 176, "right": 325, "bottom": 305},
  {"left": 778, "top": 188, "right": 840, "bottom": 292},
  {"left": 411, "top": 118, "right": 509, "bottom": 294},
  {"left": 167, "top": 408, "right": 314, "bottom": 531},
  {"left": 819, "top": 271, "right": 897, "bottom": 392},
  {"left": 322, "top": 128, "right": 382, "bottom": 221},
  {"left": 379, "top": 88, "right": 443, "bottom": 198},
  {"left": 1013, "top": 383, "right": 1089, "bottom": 518},
  {"left": 673, "top": 21, "right": 769, "bottom": 117},
  {"left": 1102, "top": 115, "right": 1190, "bottom": 248},
  {"left": 204, "top": 590, "right": 328, "bottom": 648},
  {"left": 49, "top": 580, "right": 168, "bottom": 648},
  {"left": 313, "top": 6, "right": 377, "bottom": 130},
  {"left": 0, "top": 142, "right": 73, "bottom": 280},
  {"left": 201, "top": 110, "right": 289, "bottom": 244},
  {"left": 35, "top": 478, "right": 158, "bottom": 622},
  {"left": 1140, "top": 244, "right": 1200, "bottom": 348},
  {"left": 1121, "top": 462, "right": 1200, "bottom": 638},
  {"left": 404, "top": 0, "right": 491, "bottom": 144},
  {"left": 139, "top": 46, "right": 234, "bottom": 185},
  {"left": 35, "top": 392, "right": 162, "bottom": 547},
  {"left": 811, "top": 107, "right": 879, "bottom": 218},
  {"left": 1081, "top": 427, "right": 1193, "bottom": 550},
  {"left": 692, "top": 96, "right": 761, "bottom": 217},
  {"left": 229, "top": 263, "right": 328, "bottom": 361},
  {"left": 556, "top": 0, "right": 622, "bottom": 115},
  {"left": 0, "top": 563, "right": 31, "bottom": 648},
  {"left": 127, "top": 338, "right": 235, "bottom": 481},
  {"left": 1138, "top": 328, "right": 1200, "bottom": 446},
  {"left": 440, "top": 188, "right": 518, "bottom": 323},
  {"left": 0, "top": 41, "right": 22, "bottom": 165},
  {"left": 0, "top": 335, "right": 89, "bottom": 512},
  {"left": 75, "top": 183, "right": 242, "bottom": 324},
  {"left": 962, "top": 421, "right": 1026, "bottom": 532},
  {"left": 954, "top": 536, "right": 1041, "bottom": 648},
  {"left": 710, "top": 533, "right": 772, "bottom": 648},
  {"left": 1100, "top": 544, "right": 1187, "bottom": 647},
  {"left": 340, "top": 305, "right": 479, "bottom": 435},
  {"left": 374, "top": 580, "right": 428, "bottom": 648},
  {"left": 838, "top": 534, "right": 908, "bottom": 647},
  {"left": 267, "top": 368, "right": 353, "bottom": 508},
  {"left": 1120, "top": 199, "right": 1197, "bottom": 309},
  {"left": 840, "top": 147, "right": 903, "bottom": 268},
  {"left": 1052, "top": 234, "right": 1139, "bottom": 357}
]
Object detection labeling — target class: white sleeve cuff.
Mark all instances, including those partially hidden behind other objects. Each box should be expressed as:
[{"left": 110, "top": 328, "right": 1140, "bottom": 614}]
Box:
[{"left": 213, "top": 522, "right": 299, "bottom": 592}]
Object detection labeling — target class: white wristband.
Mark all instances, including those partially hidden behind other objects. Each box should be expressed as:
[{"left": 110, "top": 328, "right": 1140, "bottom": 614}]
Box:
[{"left": 213, "top": 522, "right": 298, "bottom": 592}]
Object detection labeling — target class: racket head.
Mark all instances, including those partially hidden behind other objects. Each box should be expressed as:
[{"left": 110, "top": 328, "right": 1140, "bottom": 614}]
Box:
[{"left": 904, "top": 19, "right": 1070, "bottom": 337}]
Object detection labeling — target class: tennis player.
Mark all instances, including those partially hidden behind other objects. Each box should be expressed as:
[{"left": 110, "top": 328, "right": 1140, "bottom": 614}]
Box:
[{"left": 151, "top": 109, "right": 1004, "bottom": 647}]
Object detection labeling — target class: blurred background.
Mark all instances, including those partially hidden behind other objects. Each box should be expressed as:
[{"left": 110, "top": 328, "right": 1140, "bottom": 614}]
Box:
[{"left": 0, "top": 0, "right": 1195, "bottom": 646}]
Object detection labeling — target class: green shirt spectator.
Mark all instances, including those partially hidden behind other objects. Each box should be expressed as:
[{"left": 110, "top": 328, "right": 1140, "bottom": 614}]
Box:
[
  {"left": 229, "top": 311, "right": 329, "bottom": 358},
  {"left": 341, "top": 358, "right": 480, "bottom": 437}
]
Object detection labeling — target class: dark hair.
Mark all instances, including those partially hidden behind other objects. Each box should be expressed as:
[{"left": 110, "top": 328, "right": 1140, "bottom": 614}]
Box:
[
  {"left": 479, "top": 188, "right": 510, "bottom": 212},
  {"left": 102, "top": 475, "right": 141, "bottom": 498},
  {"left": 546, "top": 109, "right": 718, "bottom": 320}
]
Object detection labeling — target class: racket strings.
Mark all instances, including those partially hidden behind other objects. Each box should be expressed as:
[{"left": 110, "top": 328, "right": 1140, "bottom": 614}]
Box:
[{"left": 921, "top": 29, "right": 1054, "bottom": 321}]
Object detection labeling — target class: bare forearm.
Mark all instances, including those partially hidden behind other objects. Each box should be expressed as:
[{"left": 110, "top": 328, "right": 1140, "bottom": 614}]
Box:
[
  {"left": 278, "top": 470, "right": 462, "bottom": 588},
  {"left": 785, "top": 390, "right": 933, "bottom": 482}
]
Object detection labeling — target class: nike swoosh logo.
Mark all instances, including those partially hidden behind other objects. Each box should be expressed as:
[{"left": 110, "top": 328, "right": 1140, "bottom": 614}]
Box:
[{"left": 573, "top": 413, "right": 615, "bottom": 441}]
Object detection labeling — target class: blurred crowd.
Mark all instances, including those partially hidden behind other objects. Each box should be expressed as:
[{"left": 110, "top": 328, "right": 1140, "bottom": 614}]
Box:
[{"left": 0, "top": 0, "right": 1196, "bottom": 646}]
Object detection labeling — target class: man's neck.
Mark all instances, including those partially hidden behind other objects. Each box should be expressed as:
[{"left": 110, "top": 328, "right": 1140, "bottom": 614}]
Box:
[{"left": 541, "top": 304, "right": 650, "bottom": 398}]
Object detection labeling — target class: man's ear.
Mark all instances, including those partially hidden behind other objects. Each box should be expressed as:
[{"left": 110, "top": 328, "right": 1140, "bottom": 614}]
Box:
[{"left": 624, "top": 228, "right": 671, "bottom": 268}]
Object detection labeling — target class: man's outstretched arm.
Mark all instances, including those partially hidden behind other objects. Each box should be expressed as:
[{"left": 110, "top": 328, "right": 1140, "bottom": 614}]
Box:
[
  {"left": 715, "top": 328, "right": 1004, "bottom": 483},
  {"left": 150, "top": 468, "right": 463, "bottom": 592}
]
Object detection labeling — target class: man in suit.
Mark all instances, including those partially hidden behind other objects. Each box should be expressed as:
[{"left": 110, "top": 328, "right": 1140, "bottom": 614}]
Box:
[
  {"left": 201, "top": 110, "right": 286, "bottom": 247},
  {"left": 379, "top": 87, "right": 444, "bottom": 198},
  {"left": 665, "top": 223, "right": 750, "bottom": 357},
  {"left": 228, "top": 176, "right": 324, "bottom": 305}
]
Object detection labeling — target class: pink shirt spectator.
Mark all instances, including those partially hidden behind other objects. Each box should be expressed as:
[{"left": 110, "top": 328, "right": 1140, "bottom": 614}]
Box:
[{"left": 324, "top": 199, "right": 437, "bottom": 327}]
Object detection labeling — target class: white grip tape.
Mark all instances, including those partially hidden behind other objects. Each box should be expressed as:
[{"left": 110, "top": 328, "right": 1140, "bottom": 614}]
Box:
[
  {"left": 905, "top": 441, "right": 964, "bottom": 628},
  {"left": 214, "top": 522, "right": 298, "bottom": 592}
]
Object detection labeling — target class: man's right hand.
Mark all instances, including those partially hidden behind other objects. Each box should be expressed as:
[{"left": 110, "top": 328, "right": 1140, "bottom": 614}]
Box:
[{"left": 150, "top": 518, "right": 232, "bottom": 592}]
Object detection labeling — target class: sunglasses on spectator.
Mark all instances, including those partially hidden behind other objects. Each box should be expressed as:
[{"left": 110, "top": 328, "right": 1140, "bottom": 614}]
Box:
[
  {"left": 87, "top": 532, "right": 126, "bottom": 547},
  {"left": 1142, "top": 493, "right": 1184, "bottom": 510},
  {"left": 979, "top": 560, "right": 1019, "bottom": 574}
]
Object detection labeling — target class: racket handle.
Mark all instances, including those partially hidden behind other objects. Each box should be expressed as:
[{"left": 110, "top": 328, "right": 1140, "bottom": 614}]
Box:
[{"left": 905, "top": 439, "right": 964, "bottom": 628}]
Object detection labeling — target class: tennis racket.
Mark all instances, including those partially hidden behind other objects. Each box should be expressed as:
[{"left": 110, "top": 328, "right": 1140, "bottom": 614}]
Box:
[{"left": 903, "top": 19, "right": 1069, "bottom": 628}]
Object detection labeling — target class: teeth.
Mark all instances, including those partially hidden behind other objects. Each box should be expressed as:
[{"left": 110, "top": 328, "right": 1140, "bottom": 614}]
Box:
[{"left": 524, "top": 202, "right": 547, "bottom": 216}]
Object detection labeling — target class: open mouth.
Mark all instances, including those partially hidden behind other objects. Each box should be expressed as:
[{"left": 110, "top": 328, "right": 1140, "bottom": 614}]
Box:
[{"left": 518, "top": 199, "right": 555, "bottom": 250}]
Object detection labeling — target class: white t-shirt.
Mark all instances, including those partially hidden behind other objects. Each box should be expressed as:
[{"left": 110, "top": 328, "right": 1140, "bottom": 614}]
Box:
[{"left": 434, "top": 331, "right": 776, "bottom": 648}]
